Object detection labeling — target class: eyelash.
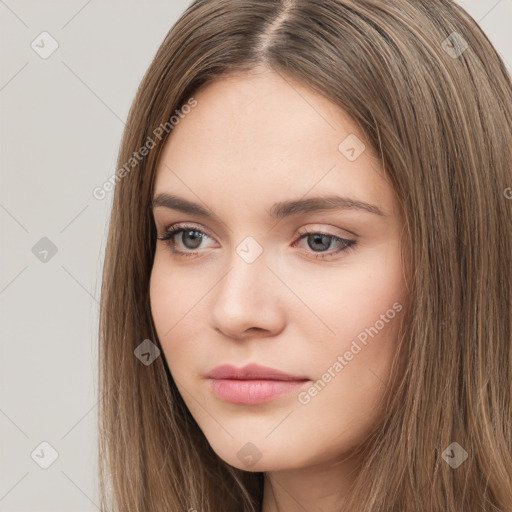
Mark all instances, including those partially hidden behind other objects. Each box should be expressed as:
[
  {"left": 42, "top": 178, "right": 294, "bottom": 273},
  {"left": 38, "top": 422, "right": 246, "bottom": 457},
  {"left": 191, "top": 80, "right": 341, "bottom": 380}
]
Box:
[{"left": 156, "top": 223, "right": 356, "bottom": 260}]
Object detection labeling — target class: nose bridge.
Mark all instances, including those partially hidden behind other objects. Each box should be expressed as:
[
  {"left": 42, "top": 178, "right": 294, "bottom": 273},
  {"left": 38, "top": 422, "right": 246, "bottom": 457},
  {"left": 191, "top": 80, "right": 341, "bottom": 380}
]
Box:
[
  {"left": 210, "top": 235, "right": 281, "bottom": 336},
  {"left": 219, "top": 235, "right": 268, "bottom": 303},
  {"left": 234, "top": 234, "right": 265, "bottom": 265}
]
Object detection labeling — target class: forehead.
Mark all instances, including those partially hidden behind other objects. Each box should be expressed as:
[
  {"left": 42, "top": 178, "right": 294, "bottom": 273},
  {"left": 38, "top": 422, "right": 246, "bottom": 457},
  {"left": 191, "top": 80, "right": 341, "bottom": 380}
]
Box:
[{"left": 153, "top": 71, "right": 396, "bottom": 218}]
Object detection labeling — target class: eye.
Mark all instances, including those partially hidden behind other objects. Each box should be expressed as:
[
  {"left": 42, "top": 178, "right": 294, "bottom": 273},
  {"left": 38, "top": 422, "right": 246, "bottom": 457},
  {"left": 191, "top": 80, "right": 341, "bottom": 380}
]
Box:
[
  {"left": 156, "top": 223, "right": 214, "bottom": 257},
  {"left": 156, "top": 223, "right": 357, "bottom": 260},
  {"left": 292, "top": 228, "right": 356, "bottom": 260}
]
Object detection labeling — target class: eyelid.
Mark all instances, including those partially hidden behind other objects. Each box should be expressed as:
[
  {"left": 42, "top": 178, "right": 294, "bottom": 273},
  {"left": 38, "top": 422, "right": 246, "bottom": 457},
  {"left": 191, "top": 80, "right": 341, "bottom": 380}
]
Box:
[
  {"left": 296, "top": 223, "right": 358, "bottom": 239},
  {"left": 156, "top": 220, "right": 356, "bottom": 241},
  {"left": 155, "top": 220, "right": 210, "bottom": 238},
  {"left": 158, "top": 221, "right": 359, "bottom": 241}
]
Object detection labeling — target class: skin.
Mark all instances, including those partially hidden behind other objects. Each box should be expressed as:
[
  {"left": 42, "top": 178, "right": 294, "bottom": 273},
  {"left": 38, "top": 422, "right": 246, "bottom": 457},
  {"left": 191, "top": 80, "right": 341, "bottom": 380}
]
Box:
[{"left": 149, "top": 67, "right": 409, "bottom": 512}]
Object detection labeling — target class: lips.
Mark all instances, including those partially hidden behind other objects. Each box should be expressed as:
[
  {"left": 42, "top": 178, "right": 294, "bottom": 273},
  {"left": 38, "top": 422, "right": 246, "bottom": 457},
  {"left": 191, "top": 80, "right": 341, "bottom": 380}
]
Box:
[
  {"left": 205, "top": 363, "right": 310, "bottom": 405},
  {"left": 206, "top": 363, "right": 309, "bottom": 381}
]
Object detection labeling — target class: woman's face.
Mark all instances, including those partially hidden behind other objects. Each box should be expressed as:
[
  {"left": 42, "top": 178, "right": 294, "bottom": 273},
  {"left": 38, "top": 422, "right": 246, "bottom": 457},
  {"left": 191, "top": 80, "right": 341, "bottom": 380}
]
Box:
[{"left": 149, "top": 69, "right": 408, "bottom": 475}]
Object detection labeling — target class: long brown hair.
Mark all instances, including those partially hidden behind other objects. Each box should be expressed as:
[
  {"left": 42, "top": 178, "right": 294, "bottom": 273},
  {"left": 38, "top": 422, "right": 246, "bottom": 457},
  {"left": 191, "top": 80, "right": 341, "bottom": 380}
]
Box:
[{"left": 97, "top": 1, "right": 512, "bottom": 510}]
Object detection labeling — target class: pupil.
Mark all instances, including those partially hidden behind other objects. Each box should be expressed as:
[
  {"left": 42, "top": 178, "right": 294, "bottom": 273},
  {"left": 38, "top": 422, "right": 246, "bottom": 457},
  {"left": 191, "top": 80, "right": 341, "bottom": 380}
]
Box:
[
  {"left": 309, "top": 234, "right": 330, "bottom": 252},
  {"left": 183, "top": 230, "right": 202, "bottom": 249}
]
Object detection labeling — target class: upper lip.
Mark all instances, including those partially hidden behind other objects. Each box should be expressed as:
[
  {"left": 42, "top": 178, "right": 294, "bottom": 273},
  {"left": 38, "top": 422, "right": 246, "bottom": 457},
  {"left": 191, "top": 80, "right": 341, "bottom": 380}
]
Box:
[{"left": 206, "top": 363, "right": 309, "bottom": 381}]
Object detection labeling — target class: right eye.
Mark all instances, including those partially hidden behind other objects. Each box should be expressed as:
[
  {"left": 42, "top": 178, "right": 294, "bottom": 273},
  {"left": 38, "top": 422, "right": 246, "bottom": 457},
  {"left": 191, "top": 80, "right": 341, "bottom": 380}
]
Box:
[{"left": 156, "top": 223, "right": 216, "bottom": 257}]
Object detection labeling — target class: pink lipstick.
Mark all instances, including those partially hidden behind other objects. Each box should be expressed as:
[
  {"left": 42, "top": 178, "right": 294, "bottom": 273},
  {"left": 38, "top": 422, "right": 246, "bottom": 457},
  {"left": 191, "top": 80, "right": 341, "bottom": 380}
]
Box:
[{"left": 206, "top": 363, "right": 310, "bottom": 405}]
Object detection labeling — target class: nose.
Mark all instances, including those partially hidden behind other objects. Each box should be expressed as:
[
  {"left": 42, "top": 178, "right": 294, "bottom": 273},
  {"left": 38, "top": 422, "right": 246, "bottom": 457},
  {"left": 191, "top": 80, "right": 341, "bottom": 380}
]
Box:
[{"left": 210, "top": 245, "right": 285, "bottom": 340}]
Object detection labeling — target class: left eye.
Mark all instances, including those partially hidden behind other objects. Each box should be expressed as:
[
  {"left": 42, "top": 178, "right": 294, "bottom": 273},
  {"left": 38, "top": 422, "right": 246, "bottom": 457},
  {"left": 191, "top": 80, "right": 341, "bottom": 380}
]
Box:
[
  {"left": 294, "top": 231, "right": 355, "bottom": 257},
  {"left": 156, "top": 224, "right": 356, "bottom": 260}
]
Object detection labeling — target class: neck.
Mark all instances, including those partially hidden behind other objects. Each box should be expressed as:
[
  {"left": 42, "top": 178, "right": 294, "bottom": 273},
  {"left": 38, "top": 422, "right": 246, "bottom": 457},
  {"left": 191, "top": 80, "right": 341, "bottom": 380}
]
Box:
[{"left": 260, "top": 455, "right": 359, "bottom": 512}]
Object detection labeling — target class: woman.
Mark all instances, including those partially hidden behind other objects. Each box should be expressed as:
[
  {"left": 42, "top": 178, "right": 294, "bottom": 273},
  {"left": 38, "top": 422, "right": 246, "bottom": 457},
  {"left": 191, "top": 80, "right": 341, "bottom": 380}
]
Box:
[{"left": 97, "top": 1, "right": 512, "bottom": 510}]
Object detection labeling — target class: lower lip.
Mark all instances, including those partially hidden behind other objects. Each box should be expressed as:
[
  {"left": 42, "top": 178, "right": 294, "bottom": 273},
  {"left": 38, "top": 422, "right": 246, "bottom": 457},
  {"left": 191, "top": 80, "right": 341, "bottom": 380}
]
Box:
[{"left": 208, "top": 378, "right": 309, "bottom": 405}]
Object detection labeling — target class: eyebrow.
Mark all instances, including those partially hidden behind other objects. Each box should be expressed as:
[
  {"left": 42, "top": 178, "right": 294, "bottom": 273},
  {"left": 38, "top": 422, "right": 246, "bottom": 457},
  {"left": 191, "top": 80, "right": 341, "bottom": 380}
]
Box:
[{"left": 151, "top": 192, "right": 387, "bottom": 220}]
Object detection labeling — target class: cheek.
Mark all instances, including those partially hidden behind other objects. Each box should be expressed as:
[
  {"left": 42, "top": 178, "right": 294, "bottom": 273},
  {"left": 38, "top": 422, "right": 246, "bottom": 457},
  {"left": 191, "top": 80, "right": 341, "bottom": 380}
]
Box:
[
  {"left": 149, "top": 259, "right": 186, "bottom": 355},
  {"left": 149, "top": 254, "right": 200, "bottom": 327},
  {"left": 289, "top": 241, "right": 406, "bottom": 412},
  {"left": 287, "top": 240, "right": 406, "bottom": 346},
  {"left": 149, "top": 256, "right": 211, "bottom": 371}
]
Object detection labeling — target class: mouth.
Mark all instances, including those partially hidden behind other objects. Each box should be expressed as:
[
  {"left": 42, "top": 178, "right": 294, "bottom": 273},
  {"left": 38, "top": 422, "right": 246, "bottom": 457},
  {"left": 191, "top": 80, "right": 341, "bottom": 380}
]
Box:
[
  {"left": 207, "top": 378, "right": 310, "bottom": 404},
  {"left": 206, "top": 363, "right": 311, "bottom": 405}
]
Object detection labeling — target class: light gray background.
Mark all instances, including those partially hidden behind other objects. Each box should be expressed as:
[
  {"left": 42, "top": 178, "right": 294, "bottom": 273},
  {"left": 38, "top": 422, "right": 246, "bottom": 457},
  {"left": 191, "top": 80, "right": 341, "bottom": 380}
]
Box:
[{"left": 1, "top": 1, "right": 510, "bottom": 510}]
